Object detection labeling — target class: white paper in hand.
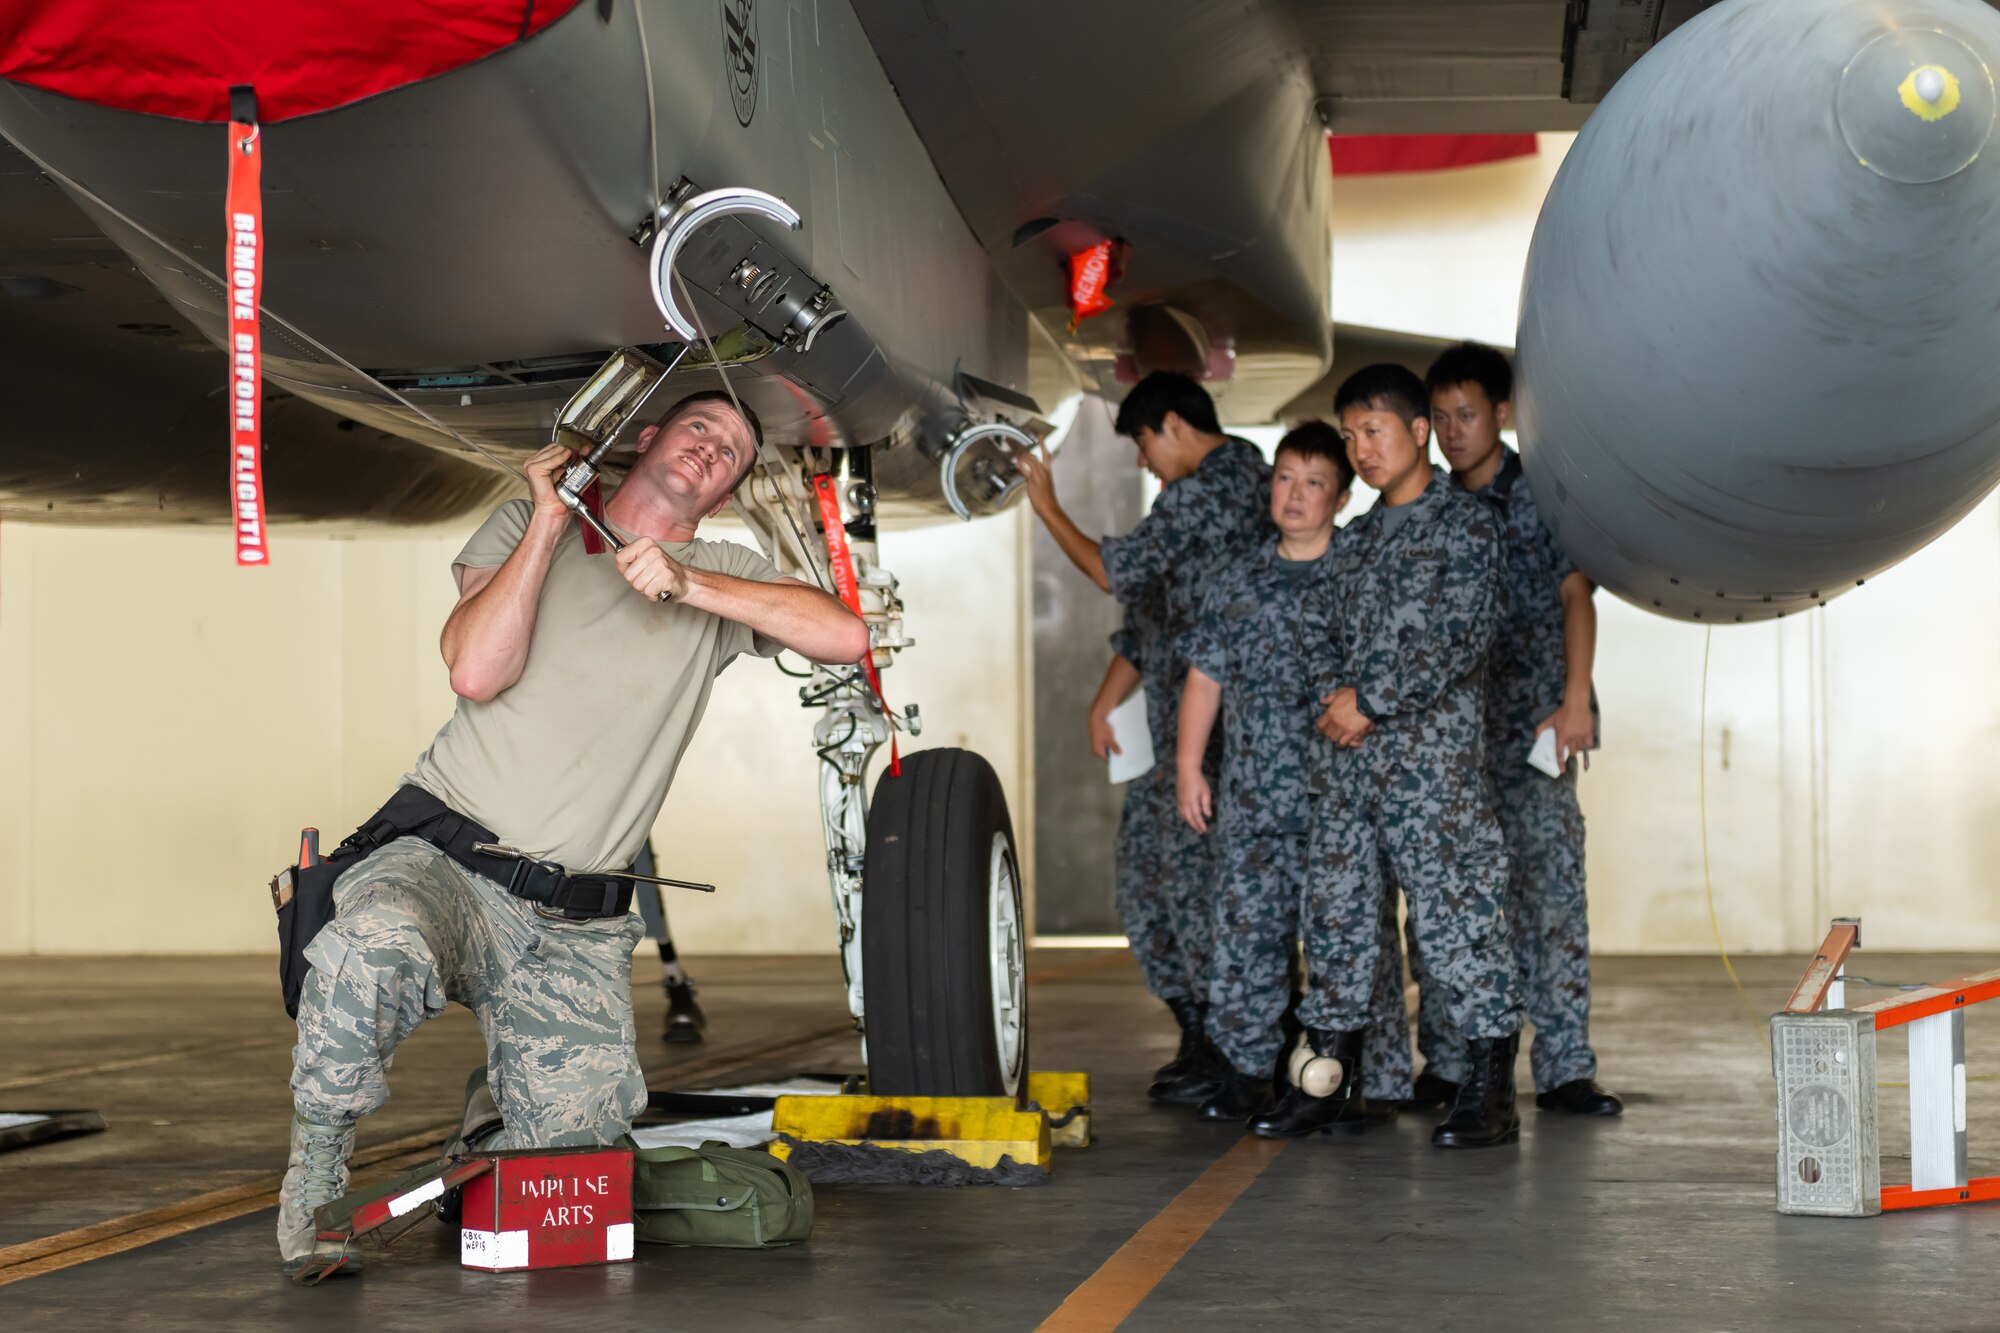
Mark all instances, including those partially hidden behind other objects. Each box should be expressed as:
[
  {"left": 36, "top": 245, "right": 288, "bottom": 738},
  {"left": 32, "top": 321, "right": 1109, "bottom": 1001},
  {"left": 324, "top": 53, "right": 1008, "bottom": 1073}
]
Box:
[
  {"left": 1106, "top": 688, "right": 1155, "bottom": 784},
  {"left": 1526, "top": 728, "right": 1564, "bottom": 779}
]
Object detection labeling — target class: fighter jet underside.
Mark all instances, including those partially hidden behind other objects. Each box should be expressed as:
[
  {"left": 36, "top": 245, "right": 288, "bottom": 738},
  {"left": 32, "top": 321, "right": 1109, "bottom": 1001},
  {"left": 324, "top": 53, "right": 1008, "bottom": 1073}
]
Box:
[{"left": 0, "top": 0, "right": 1722, "bottom": 531}]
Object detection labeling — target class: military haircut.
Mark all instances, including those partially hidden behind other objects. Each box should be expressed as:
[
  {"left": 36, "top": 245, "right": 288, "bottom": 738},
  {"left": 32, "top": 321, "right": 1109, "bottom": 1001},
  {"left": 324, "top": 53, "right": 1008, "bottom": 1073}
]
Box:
[
  {"left": 1424, "top": 341, "right": 1513, "bottom": 408},
  {"left": 1274, "top": 419, "right": 1355, "bottom": 492},
  {"left": 1114, "top": 370, "right": 1222, "bottom": 438},
  {"left": 1332, "top": 363, "right": 1430, "bottom": 428}
]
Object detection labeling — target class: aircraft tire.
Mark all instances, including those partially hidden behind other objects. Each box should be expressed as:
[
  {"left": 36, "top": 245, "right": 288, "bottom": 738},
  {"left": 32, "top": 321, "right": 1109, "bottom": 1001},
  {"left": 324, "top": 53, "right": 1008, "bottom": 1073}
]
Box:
[{"left": 861, "top": 747, "right": 1028, "bottom": 1102}]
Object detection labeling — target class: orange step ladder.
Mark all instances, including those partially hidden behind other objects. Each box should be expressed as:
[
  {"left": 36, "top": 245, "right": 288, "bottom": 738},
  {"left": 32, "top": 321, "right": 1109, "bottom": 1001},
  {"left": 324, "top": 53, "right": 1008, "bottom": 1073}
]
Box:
[{"left": 1775, "top": 918, "right": 1999, "bottom": 1215}]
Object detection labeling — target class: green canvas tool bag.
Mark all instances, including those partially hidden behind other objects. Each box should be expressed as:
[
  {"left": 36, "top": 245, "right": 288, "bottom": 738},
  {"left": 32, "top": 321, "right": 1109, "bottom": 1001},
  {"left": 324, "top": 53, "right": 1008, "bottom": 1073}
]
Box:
[{"left": 630, "top": 1141, "right": 814, "bottom": 1248}]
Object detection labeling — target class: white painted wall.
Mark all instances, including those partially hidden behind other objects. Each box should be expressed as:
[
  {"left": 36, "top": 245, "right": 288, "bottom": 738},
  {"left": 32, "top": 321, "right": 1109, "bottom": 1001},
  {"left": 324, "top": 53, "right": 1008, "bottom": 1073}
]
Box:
[
  {"left": 0, "top": 510, "right": 1032, "bottom": 955},
  {"left": 5, "top": 132, "right": 1995, "bottom": 956}
]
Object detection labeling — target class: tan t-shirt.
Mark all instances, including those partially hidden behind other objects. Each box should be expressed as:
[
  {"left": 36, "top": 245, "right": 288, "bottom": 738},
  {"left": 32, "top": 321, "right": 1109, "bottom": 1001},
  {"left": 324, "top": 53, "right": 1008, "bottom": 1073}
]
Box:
[{"left": 404, "top": 499, "right": 782, "bottom": 873}]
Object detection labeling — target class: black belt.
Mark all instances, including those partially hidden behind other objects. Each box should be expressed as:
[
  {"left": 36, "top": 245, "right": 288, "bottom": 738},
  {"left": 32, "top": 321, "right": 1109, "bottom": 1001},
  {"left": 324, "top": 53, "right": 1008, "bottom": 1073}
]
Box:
[{"left": 339, "top": 786, "right": 634, "bottom": 921}]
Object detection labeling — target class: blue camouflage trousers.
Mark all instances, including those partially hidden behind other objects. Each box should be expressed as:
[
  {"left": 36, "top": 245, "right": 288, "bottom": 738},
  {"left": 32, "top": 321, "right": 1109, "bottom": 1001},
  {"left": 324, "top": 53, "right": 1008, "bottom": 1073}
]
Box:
[
  {"left": 1300, "top": 769, "right": 1522, "bottom": 1045},
  {"left": 1116, "top": 768, "right": 1217, "bottom": 1004},
  {"left": 1406, "top": 765, "right": 1596, "bottom": 1090},
  {"left": 291, "top": 837, "right": 648, "bottom": 1146},
  {"left": 1206, "top": 831, "right": 1412, "bottom": 1100},
  {"left": 1408, "top": 913, "right": 1465, "bottom": 1085}
]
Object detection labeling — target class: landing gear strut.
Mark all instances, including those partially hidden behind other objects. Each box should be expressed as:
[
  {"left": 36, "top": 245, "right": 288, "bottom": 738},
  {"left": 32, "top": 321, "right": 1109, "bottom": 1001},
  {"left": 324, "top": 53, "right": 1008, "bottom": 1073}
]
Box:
[{"left": 736, "top": 444, "right": 1028, "bottom": 1098}]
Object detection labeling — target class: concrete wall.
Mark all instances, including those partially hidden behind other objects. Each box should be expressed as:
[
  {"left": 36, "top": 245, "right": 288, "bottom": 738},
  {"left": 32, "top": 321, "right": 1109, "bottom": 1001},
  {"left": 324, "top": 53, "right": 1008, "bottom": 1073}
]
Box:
[{"left": 0, "top": 511, "right": 1032, "bottom": 955}]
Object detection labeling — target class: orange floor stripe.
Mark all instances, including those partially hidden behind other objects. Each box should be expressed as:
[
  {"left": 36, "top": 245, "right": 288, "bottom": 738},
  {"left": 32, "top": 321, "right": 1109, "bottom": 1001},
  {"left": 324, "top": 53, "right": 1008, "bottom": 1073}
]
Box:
[
  {"left": 1034, "top": 1135, "right": 1287, "bottom": 1333},
  {"left": 1027, "top": 952, "right": 1132, "bottom": 984}
]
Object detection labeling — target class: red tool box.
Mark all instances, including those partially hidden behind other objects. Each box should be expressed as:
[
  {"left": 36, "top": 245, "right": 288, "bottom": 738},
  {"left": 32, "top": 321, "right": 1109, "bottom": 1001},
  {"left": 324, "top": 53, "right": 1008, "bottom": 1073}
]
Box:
[
  {"left": 458, "top": 1147, "right": 635, "bottom": 1271},
  {"left": 299, "top": 1145, "right": 636, "bottom": 1282}
]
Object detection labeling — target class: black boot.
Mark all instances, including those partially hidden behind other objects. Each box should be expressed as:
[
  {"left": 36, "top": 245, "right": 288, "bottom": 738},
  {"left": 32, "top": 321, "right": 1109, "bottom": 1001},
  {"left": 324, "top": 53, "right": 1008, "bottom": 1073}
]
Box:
[
  {"left": 1535, "top": 1078, "right": 1622, "bottom": 1116},
  {"left": 1148, "top": 1038, "right": 1226, "bottom": 1105},
  {"left": 664, "top": 980, "right": 707, "bottom": 1044},
  {"left": 1197, "top": 1062, "right": 1274, "bottom": 1122},
  {"left": 1398, "top": 1065, "right": 1461, "bottom": 1114},
  {"left": 1431, "top": 1033, "right": 1521, "bottom": 1149},
  {"left": 1248, "top": 1029, "right": 1368, "bottom": 1138},
  {"left": 1152, "top": 997, "right": 1206, "bottom": 1083},
  {"left": 1148, "top": 999, "right": 1225, "bottom": 1104}
]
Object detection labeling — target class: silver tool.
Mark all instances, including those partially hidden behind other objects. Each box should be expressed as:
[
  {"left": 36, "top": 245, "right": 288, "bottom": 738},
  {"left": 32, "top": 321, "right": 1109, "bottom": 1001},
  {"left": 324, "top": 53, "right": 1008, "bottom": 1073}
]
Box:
[{"left": 551, "top": 344, "right": 691, "bottom": 550}]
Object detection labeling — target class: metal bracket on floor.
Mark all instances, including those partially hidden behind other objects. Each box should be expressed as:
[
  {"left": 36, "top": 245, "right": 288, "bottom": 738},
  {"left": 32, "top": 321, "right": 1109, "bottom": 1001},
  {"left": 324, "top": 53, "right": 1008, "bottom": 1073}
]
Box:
[{"left": 768, "top": 1072, "right": 1090, "bottom": 1176}]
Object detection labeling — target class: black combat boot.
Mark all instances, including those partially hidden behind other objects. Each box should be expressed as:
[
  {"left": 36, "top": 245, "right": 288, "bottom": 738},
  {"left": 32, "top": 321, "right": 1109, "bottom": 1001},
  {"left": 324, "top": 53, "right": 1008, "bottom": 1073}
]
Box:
[
  {"left": 1147, "top": 999, "right": 1225, "bottom": 1104},
  {"left": 1535, "top": 1078, "right": 1623, "bottom": 1116},
  {"left": 1152, "top": 996, "right": 1206, "bottom": 1082},
  {"left": 1248, "top": 1029, "right": 1368, "bottom": 1138},
  {"left": 1197, "top": 1060, "right": 1274, "bottom": 1122},
  {"left": 1431, "top": 1032, "right": 1521, "bottom": 1149},
  {"left": 1148, "top": 1038, "right": 1226, "bottom": 1105},
  {"left": 1398, "top": 1065, "right": 1462, "bottom": 1114},
  {"left": 664, "top": 979, "right": 707, "bottom": 1044}
]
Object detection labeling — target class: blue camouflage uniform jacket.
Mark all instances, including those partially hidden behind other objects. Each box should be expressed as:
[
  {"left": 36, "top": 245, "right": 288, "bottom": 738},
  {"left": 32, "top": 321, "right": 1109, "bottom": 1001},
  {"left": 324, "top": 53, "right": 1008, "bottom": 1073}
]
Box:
[
  {"left": 1465, "top": 449, "right": 1602, "bottom": 764},
  {"left": 1181, "top": 541, "right": 1339, "bottom": 836},
  {"left": 1307, "top": 470, "right": 1503, "bottom": 791},
  {"left": 1101, "top": 438, "right": 1273, "bottom": 756}
]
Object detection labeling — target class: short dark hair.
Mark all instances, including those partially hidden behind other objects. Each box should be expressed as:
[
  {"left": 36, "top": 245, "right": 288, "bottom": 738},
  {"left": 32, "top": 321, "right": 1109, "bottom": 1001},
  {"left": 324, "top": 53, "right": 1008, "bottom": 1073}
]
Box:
[
  {"left": 1333, "top": 363, "right": 1430, "bottom": 427},
  {"left": 1114, "top": 371, "right": 1221, "bottom": 437},
  {"left": 659, "top": 390, "right": 763, "bottom": 485},
  {"left": 1274, "top": 420, "right": 1354, "bottom": 491},
  {"left": 1424, "top": 341, "right": 1513, "bottom": 407}
]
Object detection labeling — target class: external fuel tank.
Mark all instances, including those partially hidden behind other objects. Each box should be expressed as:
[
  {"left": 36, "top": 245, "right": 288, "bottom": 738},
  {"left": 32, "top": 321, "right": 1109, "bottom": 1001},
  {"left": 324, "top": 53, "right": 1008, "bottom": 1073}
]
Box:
[{"left": 1516, "top": 0, "right": 2000, "bottom": 623}]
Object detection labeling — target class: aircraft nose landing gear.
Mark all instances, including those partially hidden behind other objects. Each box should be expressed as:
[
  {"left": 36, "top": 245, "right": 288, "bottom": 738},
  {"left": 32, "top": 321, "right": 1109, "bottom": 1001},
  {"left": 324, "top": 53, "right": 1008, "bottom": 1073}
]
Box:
[{"left": 741, "top": 444, "right": 1029, "bottom": 1102}]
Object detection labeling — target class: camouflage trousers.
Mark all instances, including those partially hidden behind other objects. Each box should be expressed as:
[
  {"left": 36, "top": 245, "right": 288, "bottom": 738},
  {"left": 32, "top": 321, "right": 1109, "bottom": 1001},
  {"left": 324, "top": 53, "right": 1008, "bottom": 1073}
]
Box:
[
  {"left": 1300, "top": 771, "right": 1522, "bottom": 1043},
  {"left": 1115, "top": 768, "right": 1217, "bottom": 1003},
  {"left": 291, "top": 837, "right": 648, "bottom": 1146},
  {"left": 1406, "top": 765, "right": 1595, "bottom": 1089},
  {"left": 1206, "top": 831, "right": 1412, "bottom": 1100}
]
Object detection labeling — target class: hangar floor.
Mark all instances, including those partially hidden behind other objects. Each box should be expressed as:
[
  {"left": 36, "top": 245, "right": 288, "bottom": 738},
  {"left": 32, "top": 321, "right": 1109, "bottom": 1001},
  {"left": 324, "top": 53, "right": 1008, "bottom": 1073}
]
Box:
[{"left": 3, "top": 949, "right": 1999, "bottom": 1330}]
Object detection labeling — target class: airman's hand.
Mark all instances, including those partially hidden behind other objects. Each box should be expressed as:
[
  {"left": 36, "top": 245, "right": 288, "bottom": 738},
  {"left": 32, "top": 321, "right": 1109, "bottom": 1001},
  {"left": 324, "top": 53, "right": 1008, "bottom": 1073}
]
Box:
[
  {"left": 1537, "top": 697, "right": 1595, "bottom": 771},
  {"left": 1088, "top": 703, "right": 1122, "bottom": 761},
  {"left": 1177, "top": 766, "right": 1213, "bottom": 834},
  {"left": 615, "top": 539, "right": 691, "bottom": 603},
  {"left": 1316, "top": 686, "right": 1375, "bottom": 749},
  {"left": 525, "top": 444, "right": 583, "bottom": 521},
  {"left": 1013, "top": 445, "right": 1060, "bottom": 518}
]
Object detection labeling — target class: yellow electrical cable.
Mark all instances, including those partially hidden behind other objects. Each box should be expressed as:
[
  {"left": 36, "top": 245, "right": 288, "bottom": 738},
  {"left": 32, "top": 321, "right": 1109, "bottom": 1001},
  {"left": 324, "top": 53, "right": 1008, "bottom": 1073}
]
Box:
[{"left": 1701, "top": 626, "right": 1772, "bottom": 1051}]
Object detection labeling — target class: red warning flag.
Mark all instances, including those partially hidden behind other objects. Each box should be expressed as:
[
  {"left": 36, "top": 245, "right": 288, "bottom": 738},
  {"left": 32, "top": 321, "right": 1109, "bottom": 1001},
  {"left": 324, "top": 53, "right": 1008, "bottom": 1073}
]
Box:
[
  {"left": 225, "top": 114, "right": 268, "bottom": 566},
  {"left": 1068, "top": 239, "right": 1118, "bottom": 328},
  {"left": 812, "top": 473, "right": 900, "bottom": 776}
]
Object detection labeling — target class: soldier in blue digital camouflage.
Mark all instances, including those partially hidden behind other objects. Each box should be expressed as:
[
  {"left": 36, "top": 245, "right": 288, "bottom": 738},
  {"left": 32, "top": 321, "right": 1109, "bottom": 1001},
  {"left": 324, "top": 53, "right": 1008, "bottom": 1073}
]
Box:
[
  {"left": 1017, "top": 372, "right": 1271, "bottom": 1105},
  {"left": 1174, "top": 422, "right": 1413, "bottom": 1123},
  {"left": 276, "top": 394, "right": 869, "bottom": 1278},
  {"left": 1426, "top": 341, "right": 1621, "bottom": 1117},
  {"left": 1251, "top": 363, "right": 1526, "bottom": 1149}
]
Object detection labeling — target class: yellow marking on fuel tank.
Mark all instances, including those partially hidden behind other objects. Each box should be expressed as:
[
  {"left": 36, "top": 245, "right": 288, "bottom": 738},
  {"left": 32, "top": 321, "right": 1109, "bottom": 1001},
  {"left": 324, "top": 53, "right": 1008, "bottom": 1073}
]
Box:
[{"left": 1900, "top": 64, "right": 1962, "bottom": 121}]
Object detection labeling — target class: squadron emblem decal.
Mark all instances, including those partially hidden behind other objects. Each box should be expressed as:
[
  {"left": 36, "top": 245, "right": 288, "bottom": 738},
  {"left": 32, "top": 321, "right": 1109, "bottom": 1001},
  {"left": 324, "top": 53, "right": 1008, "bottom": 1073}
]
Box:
[{"left": 723, "top": 0, "right": 758, "bottom": 127}]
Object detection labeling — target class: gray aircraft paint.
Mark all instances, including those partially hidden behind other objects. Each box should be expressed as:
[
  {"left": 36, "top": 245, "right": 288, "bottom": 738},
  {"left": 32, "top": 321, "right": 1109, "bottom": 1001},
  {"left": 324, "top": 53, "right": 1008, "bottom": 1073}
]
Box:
[
  {"left": 1516, "top": 0, "right": 2000, "bottom": 623},
  {"left": 3, "top": 0, "right": 1992, "bottom": 635},
  {"left": 0, "top": 0, "right": 1027, "bottom": 520}
]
